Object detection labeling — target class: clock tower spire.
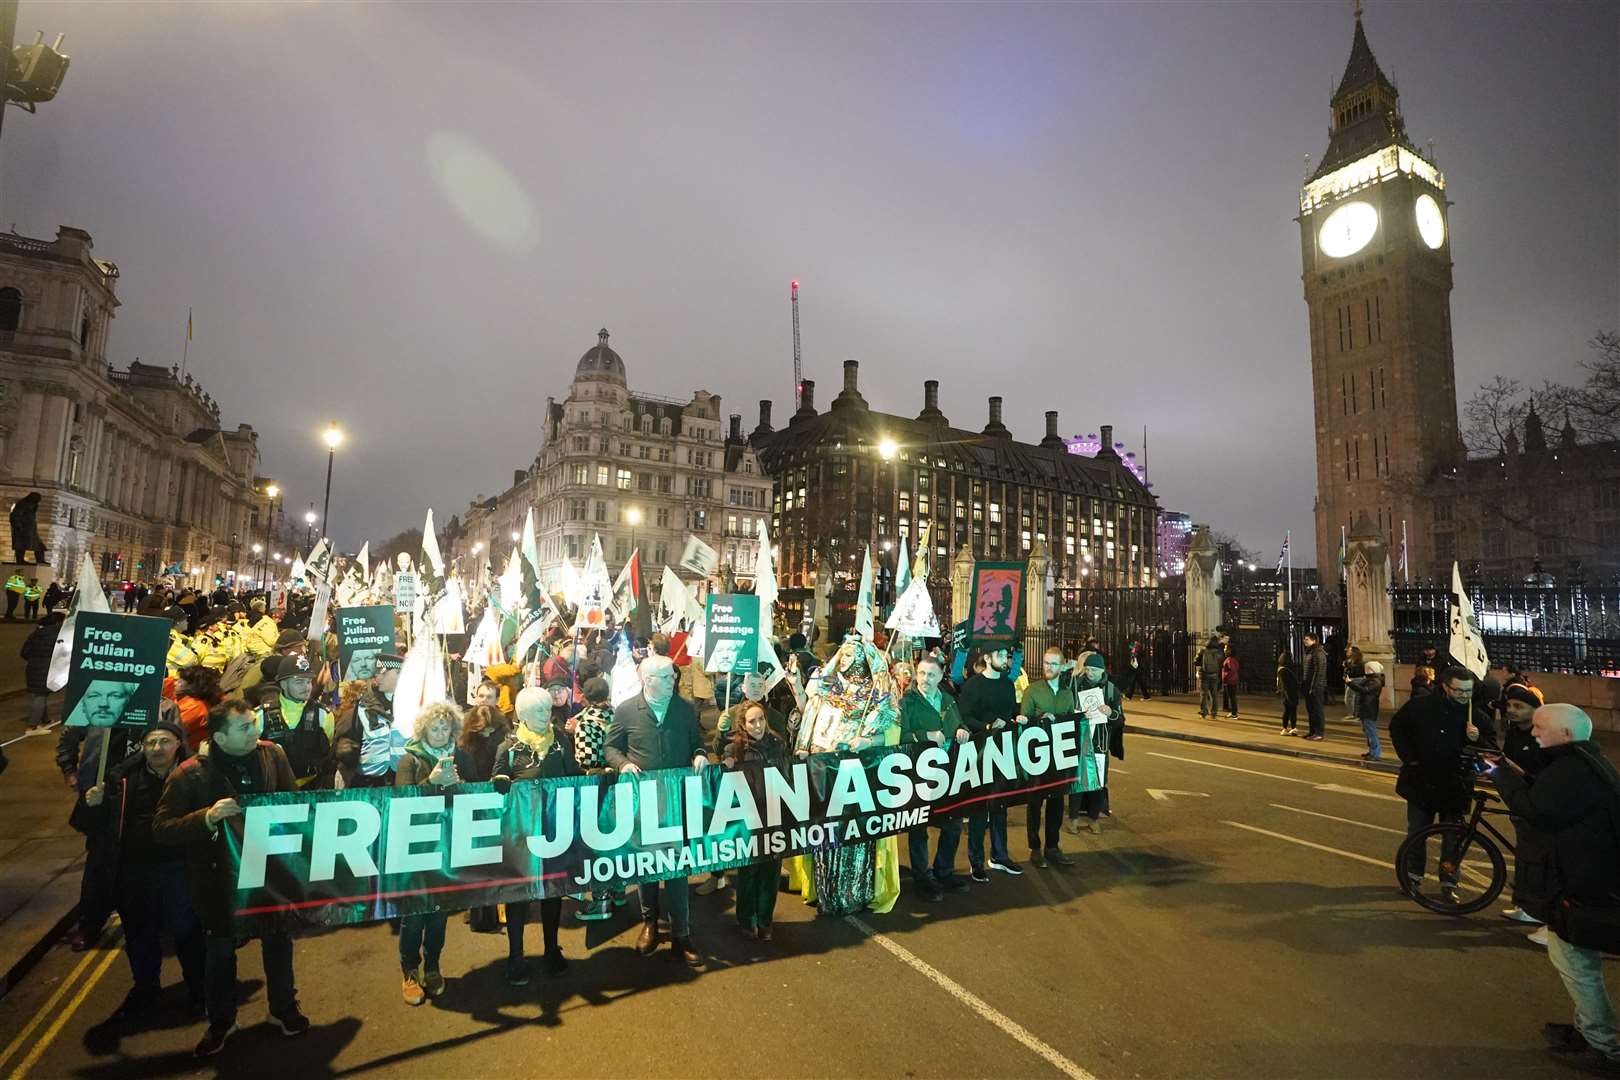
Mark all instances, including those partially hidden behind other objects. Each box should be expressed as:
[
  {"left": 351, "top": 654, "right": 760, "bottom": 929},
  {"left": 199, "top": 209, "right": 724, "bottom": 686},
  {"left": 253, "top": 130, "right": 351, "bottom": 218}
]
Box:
[{"left": 1299, "top": 8, "right": 1460, "bottom": 582}]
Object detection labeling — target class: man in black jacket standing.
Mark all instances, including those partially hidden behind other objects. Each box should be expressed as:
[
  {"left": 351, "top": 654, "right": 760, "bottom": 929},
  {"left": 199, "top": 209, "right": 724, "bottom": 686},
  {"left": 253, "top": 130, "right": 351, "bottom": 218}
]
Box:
[
  {"left": 154, "top": 698, "right": 310, "bottom": 1057},
  {"left": 604, "top": 655, "right": 707, "bottom": 965},
  {"left": 1489, "top": 703, "right": 1620, "bottom": 1071},
  {"left": 1300, "top": 632, "right": 1328, "bottom": 740},
  {"left": 1390, "top": 666, "right": 1481, "bottom": 901},
  {"left": 958, "top": 647, "right": 1023, "bottom": 880}
]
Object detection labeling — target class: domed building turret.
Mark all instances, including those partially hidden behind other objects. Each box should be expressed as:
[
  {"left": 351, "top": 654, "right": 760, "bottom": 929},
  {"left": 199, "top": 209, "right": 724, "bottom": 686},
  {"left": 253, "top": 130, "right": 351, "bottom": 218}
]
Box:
[{"left": 574, "top": 328, "right": 626, "bottom": 386}]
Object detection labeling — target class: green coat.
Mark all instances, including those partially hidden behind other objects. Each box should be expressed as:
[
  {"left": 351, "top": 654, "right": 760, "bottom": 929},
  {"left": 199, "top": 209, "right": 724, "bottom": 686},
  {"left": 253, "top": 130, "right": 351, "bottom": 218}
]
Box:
[
  {"left": 1020, "top": 678, "right": 1077, "bottom": 719},
  {"left": 899, "top": 688, "right": 962, "bottom": 745}
]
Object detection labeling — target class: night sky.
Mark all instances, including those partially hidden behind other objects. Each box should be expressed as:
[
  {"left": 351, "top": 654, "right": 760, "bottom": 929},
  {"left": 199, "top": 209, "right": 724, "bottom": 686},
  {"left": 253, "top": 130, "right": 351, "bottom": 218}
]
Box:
[{"left": 2, "top": 1, "right": 1614, "bottom": 565}]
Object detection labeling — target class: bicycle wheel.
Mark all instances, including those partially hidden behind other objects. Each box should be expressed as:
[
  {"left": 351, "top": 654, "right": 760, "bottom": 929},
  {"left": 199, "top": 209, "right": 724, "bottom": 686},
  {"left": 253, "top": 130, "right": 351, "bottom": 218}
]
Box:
[{"left": 1394, "top": 823, "right": 1506, "bottom": 915}]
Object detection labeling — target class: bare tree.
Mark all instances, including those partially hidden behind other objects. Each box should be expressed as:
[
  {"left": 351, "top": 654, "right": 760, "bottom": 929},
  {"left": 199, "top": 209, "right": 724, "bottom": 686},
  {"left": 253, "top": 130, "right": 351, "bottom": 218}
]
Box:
[
  {"left": 371, "top": 527, "right": 422, "bottom": 568},
  {"left": 1462, "top": 375, "right": 1530, "bottom": 456}
]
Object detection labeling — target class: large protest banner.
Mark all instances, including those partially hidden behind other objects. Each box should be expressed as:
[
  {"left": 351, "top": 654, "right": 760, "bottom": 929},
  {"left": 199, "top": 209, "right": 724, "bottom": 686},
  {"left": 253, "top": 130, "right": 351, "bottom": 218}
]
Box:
[
  {"left": 224, "top": 715, "right": 1109, "bottom": 935},
  {"left": 63, "top": 612, "right": 168, "bottom": 730},
  {"left": 336, "top": 605, "right": 397, "bottom": 680}
]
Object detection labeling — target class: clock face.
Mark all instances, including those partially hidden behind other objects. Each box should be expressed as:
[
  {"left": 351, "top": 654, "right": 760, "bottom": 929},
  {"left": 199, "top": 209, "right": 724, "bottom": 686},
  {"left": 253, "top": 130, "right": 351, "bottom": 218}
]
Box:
[
  {"left": 1318, "top": 200, "right": 1378, "bottom": 259},
  {"left": 1415, "top": 193, "right": 1445, "bottom": 249}
]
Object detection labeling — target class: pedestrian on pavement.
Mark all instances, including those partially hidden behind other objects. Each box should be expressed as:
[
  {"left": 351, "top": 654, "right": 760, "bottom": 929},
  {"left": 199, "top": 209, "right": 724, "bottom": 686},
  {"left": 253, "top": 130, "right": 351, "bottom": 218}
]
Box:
[
  {"left": 1347, "top": 660, "right": 1385, "bottom": 760},
  {"left": 1343, "top": 646, "right": 1366, "bottom": 721},
  {"left": 1497, "top": 684, "right": 1550, "bottom": 932},
  {"left": 1020, "top": 646, "right": 1077, "bottom": 868},
  {"left": 1486, "top": 704, "right": 1620, "bottom": 1072},
  {"left": 1300, "top": 632, "right": 1328, "bottom": 740},
  {"left": 1196, "top": 637, "right": 1223, "bottom": 719},
  {"left": 724, "top": 703, "right": 788, "bottom": 939},
  {"left": 153, "top": 697, "right": 310, "bottom": 1057},
  {"left": 1389, "top": 666, "right": 1481, "bottom": 901},
  {"left": 959, "top": 647, "right": 1023, "bottom": 880},
  {"left": 1122, "top": 637, "right": 1151, "bottom": 700},
  {"left": 75, "top": 719, "right": 204, "bottom": 1022},
  {"left": 899, "top": 654, "right": 970, "bottom": 900},
  {"left": 394, "top": 702, "right": 473, "bottom": 1005},
  {"left": 42, "top": 580, "right": 64, "bottom": 612},
  {"left": 491, "top": 689, "right": 575, "bottom": 984},
  {"left": 1220, "top": 648, "right": 1240, "bottom": 718},
  {"left": 1069, "top": 651, "right": 1124, "bottom": 835},
  {"left": 20, "top": 610, "right": 62, "bottom": 731},
  {"left": 1276, "top": 650, "right": 1300, "bottom": 736},
  {"left": 604, "top": 654, "right": 707, "bottom": 965}
]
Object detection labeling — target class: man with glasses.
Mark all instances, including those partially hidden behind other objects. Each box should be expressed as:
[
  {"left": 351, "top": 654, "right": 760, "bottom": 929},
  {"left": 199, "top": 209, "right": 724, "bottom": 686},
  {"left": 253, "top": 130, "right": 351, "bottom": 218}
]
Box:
[
  {"left": 1390, "top": 665, "right": 1482, "bottom": 903},
  {"left": 605, "top": 655, "right": 708, "bottom": 965}
]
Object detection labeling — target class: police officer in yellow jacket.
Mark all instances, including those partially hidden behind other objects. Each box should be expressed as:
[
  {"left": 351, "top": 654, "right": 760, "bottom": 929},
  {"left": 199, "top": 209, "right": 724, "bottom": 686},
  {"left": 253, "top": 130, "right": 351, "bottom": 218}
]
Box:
[{"left": 5, "top": 572, "right": 26, "bottom": 620}]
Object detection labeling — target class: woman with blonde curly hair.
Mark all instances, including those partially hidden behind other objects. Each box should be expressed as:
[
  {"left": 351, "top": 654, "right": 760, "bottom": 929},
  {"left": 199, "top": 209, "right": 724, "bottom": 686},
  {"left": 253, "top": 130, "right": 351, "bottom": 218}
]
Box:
[{"left": 395, "top": 701, "right": 473, "bottom": 1006}]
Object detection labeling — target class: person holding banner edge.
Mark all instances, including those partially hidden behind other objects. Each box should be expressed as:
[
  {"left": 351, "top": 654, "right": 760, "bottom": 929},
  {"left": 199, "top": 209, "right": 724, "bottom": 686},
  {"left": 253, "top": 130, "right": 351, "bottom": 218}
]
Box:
[
  {"left": 153, "top": 698, "right": 309, "bottom": 1058},
  {"left": 604, "top": 654, "right": 707, "bottom": 965},
  {"left": 899, "top": 653, "right": 970, "bottom": 902},
  {"left": 1020, "top": 646, "right": 1077, "bottom": 868},
  {"left": 959, "top": 647, "right": 1023, "bottom": 880}
]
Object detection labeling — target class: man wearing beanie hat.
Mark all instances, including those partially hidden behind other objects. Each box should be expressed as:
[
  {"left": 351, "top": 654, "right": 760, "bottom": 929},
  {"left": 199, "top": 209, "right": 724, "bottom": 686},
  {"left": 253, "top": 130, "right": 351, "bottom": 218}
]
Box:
[
  {"left": 1067, "top": 651, "right": 1125, "bottom": 835},
  {"left": 1488, "top": 704, "right": 1620, "bottom": 1070},
  {"left": 1498, "top": 683, "right": 1550, "bottom": 929},
  {"left": 75, "top": 718, "right": 203, "bottom": 1022}
]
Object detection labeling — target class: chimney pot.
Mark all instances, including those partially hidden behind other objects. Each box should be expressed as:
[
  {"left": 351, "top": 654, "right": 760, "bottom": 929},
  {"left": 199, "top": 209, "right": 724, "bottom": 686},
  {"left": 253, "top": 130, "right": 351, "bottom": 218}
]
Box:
[
  {"left": 799, "top": 380, "right": 816, "bottom": 413},
  {"left": 1100, "top": 423, "right": 1113, "bottom": 447},
  {"left": 1045, "top": 411, "right": 1058, "bottom": 438},
  {"left": 729, "top": 413, "right": 742, "bottom": 441},
  {"left": 758, "top": 399, "right": 773, "bottom": 429},
  {"left": 843, "top": 360, "right": 859, "bottom": 394},
  {"left": 924, "top": 379, "right": 939, "bottom": 411},
  {"left": 988, "top": 396, "right": 1003, "bottom": 425}
]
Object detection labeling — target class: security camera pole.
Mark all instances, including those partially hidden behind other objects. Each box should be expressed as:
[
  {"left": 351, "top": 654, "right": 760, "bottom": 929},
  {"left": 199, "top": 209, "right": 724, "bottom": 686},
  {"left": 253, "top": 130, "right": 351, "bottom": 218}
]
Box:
[{"left": 0, "top": 0, "right": 72, "bottom": 148}]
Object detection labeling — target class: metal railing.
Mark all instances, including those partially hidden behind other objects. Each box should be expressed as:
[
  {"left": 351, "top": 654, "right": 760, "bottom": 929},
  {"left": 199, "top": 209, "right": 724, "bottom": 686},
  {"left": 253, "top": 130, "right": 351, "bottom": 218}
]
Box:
[{"left": 1392, "top": 582, "right": 1620, "bottom": 676}]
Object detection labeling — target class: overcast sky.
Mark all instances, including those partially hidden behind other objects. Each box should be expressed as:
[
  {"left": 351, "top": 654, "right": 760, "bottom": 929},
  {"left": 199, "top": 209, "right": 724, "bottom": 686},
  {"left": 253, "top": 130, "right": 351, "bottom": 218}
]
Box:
[{"left": 3, "top": 1, "right": 1614, "bottom": 565}]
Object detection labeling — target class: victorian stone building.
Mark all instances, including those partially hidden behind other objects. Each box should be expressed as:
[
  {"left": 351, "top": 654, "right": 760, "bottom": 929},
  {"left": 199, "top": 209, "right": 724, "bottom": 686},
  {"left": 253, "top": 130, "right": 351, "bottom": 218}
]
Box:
[
  {"left": 1301, "top": 16, "right": 1619, "bottom": 584},
  {"left": 453, "top": 330, "right": 771, "bottom": 587},
  {"left": 748, "top": 361, "right": 1159, "bottom": 598},
  {"left": 0, "top": 226, "right": 273, "bottom": 587}
]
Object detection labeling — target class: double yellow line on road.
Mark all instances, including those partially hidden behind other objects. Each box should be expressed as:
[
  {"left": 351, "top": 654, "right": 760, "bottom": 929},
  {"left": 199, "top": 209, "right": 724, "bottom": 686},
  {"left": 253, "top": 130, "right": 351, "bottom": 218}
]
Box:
[{"left": 0, "top": 922, "right": 123, "bottom": 1080}]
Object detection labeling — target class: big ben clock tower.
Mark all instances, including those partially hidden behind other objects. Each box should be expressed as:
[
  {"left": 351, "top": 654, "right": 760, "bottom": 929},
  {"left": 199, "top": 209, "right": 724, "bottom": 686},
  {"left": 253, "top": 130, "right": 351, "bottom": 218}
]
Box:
[{"left": 1301, "top": 9, "right": 1459, "bottom": 580}]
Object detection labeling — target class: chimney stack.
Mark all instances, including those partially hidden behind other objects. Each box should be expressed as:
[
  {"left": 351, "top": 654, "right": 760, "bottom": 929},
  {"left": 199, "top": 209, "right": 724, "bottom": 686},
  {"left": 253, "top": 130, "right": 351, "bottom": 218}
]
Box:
[
  {"left": 729, "top": 413, "right": 742, "bottom": 442},
  {"left": 983, "top": 396, "right": 1010, "bottom": 438},
  {"left": 1040, "top": 410, "right": 1066, "bottom": 450},
  {"left": 795, "top": 379, "right": 816, "bottom": 417},
  {"left": 757, "top": 399, "right": 773, "bottom": 431},
  {"left": 918, "top": 379, "right": 946, "bottom": 424},
  {"left": 833, "top": 360, "right": 868, "bottom": 410},
  {"left": 1096, "top": 423, "right": 1118, "bottom": 460}
]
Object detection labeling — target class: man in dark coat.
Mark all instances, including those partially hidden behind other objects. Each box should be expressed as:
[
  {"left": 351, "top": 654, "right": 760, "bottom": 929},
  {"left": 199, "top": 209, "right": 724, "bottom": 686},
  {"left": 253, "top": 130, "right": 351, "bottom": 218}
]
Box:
[
  {"left": 153, "top": 697, "right": 310, "bottom": 1057},
  {"left": 1300, "top": 632, "right": 1329, "bottom": 740},
  {"left": 19, "top": 610, "right": 61, "bottom": 731},
  {"left": 603, "top": 654, "right": 707, "bottom": 965},
  {"left": 74, "top": 719, "right": 203, "bottom": 1021},
  {"left": 1389, "top": 665, "right": 1481, "bottom": 898},
  {"left": 1489, "top": 704, "right": 1620, "bottom": 1071}
]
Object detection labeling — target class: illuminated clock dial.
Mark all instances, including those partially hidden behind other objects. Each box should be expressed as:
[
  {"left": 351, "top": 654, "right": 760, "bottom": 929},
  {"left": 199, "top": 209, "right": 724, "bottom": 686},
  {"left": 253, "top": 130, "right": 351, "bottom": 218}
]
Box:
[
  {"left": 1319, "top": 200, "right": 1378, "bottom": 258},
  {"left": 1415, "top": 193, "right": 1445, "bottom": 249}
]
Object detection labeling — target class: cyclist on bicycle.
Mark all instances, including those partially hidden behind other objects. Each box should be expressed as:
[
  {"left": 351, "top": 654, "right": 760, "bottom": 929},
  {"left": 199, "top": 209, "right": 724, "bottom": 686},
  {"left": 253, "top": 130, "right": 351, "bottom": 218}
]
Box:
[{"left": 1390, "top": 665, "right": 1484, "bottom": 901}]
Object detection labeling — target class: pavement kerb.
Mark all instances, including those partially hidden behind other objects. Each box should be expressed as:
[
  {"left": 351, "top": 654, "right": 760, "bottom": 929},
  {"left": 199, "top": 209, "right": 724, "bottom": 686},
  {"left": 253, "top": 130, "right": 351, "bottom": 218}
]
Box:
[
  {"left": 1124, "top": 722, "right": 1402, "bottom": 775},
  {"left": 0, "top": 904, "right": 79, "bottom": 1004}
]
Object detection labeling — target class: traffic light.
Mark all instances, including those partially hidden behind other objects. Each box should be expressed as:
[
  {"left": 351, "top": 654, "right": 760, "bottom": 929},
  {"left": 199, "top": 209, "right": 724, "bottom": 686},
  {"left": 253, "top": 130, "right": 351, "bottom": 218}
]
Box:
[{"left": 6, "top": 33, "right": 70, "bottom": 105}]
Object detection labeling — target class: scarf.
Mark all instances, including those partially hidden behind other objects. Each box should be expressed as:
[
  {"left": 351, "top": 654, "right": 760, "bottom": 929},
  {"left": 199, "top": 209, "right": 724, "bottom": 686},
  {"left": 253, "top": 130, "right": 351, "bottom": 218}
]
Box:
[{"left": 513, "top": 720, "right": 554, "bottom": 756}]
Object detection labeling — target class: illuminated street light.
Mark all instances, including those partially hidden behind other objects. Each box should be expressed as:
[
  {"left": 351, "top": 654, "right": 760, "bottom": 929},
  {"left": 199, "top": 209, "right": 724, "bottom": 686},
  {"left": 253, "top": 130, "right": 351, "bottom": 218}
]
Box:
[
  {"left": 471, "top": 543, "right": 483, "bottom": 555},
  {"left": 878, "top": 437, "right": 898, "bottom": 461},
  {"left": 511, "top": 531, "right": 521, "bottom": 543},
  {"left": 320, "top": 422, "right": 344, "bottom": 541}
]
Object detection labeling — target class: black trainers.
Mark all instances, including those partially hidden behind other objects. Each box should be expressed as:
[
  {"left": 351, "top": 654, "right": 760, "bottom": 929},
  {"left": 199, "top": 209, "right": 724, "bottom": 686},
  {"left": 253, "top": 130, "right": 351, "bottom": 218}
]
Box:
[
  {"left": 1046, "top": 848, "right": 1074, "bottom": 867},
  {"left": 1029, "top": 849, "right": 1048, "bottom": 869},
  {"left": 194, "top": 1022, "right": 238, "bottom": 1057},
  {"left": 506, "top": 956, "right": 530, "bottom": 986},
  {"left": 271, "top": 1006, "right": 310, "bottom": 1036},
  {"left": 970, "top": 865, "right": 991, "bottom": 883},
  {"left": 111, "top": 985, "right": 161, "bottom": 1021},
  {"left": 542, "top": 950, "right": 569, "bottom": 977},
  {"left": 988, "top": 857, "right": 1024, "bottom": 876},
  {"left": 937, "top": 874, "right": 970, "bottom": 892},
  {"left": 1545, "top": 1022, "right": 1590, "bottom": 1053}
]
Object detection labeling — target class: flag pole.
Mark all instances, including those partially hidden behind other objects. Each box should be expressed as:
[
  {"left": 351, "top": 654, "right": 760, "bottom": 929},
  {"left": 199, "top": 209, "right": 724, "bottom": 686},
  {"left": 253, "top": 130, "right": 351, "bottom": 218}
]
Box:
[
  {"left": 181, "top": 307, "right": 191, "bottom": 380},
  {"left": 1286, "top": 529, "right": 1293, "bottom": 606}
]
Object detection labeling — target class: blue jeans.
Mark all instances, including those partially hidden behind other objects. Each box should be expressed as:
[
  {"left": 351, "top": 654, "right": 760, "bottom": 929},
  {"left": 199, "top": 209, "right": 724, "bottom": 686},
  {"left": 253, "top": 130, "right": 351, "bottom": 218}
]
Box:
[
  {"left": 965, "top": 807, "right": 1009, "bottom": 869},
  {"left": 399, "top": 911, "right": 448, "bottom": 974},
  {"left": 638, "top": 876, "right": 691, "bottom": 938},
  {"left": 1548, "top": 930, "right": 1620, "bottom": 1062},
  {"left": 907, "top": 821, "right": 962, "bottom": 882},
  {"left": 1359, "top": 718, "right": 1382, "bottom": 758}
]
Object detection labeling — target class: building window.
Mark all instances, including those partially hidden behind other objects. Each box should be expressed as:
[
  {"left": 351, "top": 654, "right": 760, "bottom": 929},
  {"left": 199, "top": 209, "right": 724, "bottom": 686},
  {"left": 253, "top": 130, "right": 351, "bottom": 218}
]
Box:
[
  {"left": 0, "top": 287, "right": 20, "bottom": 332},
  {"left": 656, "top": 508, "right": 670, "bottom": 527},
  {"left": 571, "top": 464, "right": 588, "bottom": 486},
  {"left": 614, "top": 538, "right": 628, "bottom": 562},
  {"left": 596, "top": 464, "right": 610, "bottom": 486},
  {"left": 658, "top": 476, "right": 672, "bottom": 494},
  {"left": 660, "top": 418, "right": 672, "bottom": 435},
  {"left": 616, "top": 468, "right": 632, "bottom": 490},
  {"left": 640, "top": 415, "right": 652, "bottom": 433},
  {"left": 657, "top": 448, "right": 670, "bottom": 463},
  {"left": 691, "top": 509, "right": 708, "bottom": 530},
  {"left": 653, "top": 541, "right": 668, "bottom": 563},
  {"left": 637, "top": 473, "right": 652, "bottom": 491},
  {"left": 594, "top": 501, "right": 607, "bottom": 522},
  {"left": 573, "top": 436, "right": 591, "bottom": 452}
]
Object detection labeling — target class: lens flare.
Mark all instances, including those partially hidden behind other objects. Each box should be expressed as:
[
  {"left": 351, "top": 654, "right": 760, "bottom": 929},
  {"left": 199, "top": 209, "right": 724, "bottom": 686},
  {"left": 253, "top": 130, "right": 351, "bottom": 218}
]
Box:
[{"left": 426, "top": 132, "right": 536, "bottom": 250}]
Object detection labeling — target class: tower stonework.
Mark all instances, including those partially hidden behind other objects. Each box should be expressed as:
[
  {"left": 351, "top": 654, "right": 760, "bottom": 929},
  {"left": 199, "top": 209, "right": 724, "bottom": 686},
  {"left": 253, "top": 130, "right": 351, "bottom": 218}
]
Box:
[{"left": 1300, "top": 13, "right": 1459, "bottom": 576}]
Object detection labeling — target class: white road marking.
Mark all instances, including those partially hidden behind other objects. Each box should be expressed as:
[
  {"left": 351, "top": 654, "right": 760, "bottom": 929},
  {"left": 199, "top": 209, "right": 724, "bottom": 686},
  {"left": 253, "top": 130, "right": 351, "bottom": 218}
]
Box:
[
  {"left": 1221, "top": 820, "right": 1388, "bottom": 868},
  {"left": 1147, "top": 752, "right": 1403, "bottom": 802},
  {"left": 846, "top": 915, "right": 1096, "bottom": 1079},
  {"left": 1143, "top": 737, "right": 1398, "bottom": 782},
  {"left": 1311, "top": 782, "right": 1405, "bottom": 804},
  {"left": 1270, "top": 804, "right": 1405, "bottom": 835},
  {"left": 1147, "top": 788, "right": 1210, "bottom": 803}
]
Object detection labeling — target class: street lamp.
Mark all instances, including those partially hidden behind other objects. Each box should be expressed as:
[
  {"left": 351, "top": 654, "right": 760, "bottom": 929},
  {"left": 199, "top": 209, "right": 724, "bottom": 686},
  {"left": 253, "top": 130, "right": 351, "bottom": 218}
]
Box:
[
  {"left": 626, "top": 506, "right": 641, "bottom": 563},
  {"left": 511, "top": 531, "right": 520, "bottom": 543},
  {"left": 877, "top": 436, "right": 898, "bottom": 461},
  {"left": 320, "top": 422, "right": 343, "bottom": 543},
  {"left": 259, "top": 483, "right": 279, "bottom": 587},
  {"left": 304, "top": 506, "right": 317, "bottom": 549}
]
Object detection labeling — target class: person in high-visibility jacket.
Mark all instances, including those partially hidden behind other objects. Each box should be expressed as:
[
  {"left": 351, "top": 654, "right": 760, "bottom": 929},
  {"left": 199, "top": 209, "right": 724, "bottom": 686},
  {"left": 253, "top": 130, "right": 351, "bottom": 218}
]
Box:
[
  {"left": 244, "top": 598, "right": 278, "bottom": 657},
  {"left": 4, "top": 572, "right": 26, "bottom": 620},
  {"left": 167, "top": 609, "right": 201, "bottom": 675},
  {"left": 22, "top": 579, "right": 43, "bottom": 620}
]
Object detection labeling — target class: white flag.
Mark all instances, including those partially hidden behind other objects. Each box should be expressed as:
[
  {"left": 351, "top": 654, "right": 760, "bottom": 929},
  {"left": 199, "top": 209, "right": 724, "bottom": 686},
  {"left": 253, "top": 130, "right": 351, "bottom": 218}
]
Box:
[
  {"left": 610, "top": 634, "right": 642, "bottom": 708},
  {"left": 420, "top": 509, "right": 445, "bottom": 581},
  {"left": 886, "top": 574, "right": 940, "bottom": 638},
  {"left": 433, "top": 575, "right": 466, "bottom": 635},
  {"left": 1448, "top": 562, "right": 1490, "bottom": 680},
  {"left": 304, "top": 538, "right": 332, "bottom": 584},
  {"left": 47, "top": 553, "right": 111, "bottom": 692},
  {"left": 356, "top": 541, "right": 370, "bottom": 580},
  {"left": 754, "top": 519, "right": 778, "bottom": 614},
  {"left": 854, "top": 545, "right": 875, "bottom": 641},
  {"left": 306, "top": 583, "right": 332, "bottom": 641},
  {"left": 498, "top": 547, "right": 523, "bottom": 610},
  {"left": 679, "top": 534, "right": 719, "bottom": 578},
  {"left": 657, "top": 565, "right": 688, "bottom": 633},
  {"left": 392, "top": 632, "right": 448, "bottom": 743},
  {"left": 575, "top": 535, "right": 613, "bottom": 630}
]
